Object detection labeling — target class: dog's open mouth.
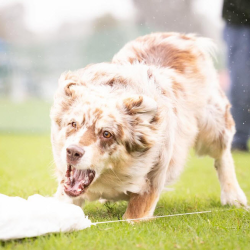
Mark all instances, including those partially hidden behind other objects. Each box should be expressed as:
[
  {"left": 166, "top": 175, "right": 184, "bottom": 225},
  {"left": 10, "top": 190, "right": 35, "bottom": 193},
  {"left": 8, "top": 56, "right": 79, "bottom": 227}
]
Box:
[{"left": 64, "top": 165, "right": 95, "bottom": 197}]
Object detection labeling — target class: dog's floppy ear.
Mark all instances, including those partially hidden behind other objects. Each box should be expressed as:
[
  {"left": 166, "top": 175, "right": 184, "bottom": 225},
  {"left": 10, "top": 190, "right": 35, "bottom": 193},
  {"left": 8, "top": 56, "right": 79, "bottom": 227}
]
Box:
[
  {"left": 58, "top": 71, "right": 81, "bottom": 98},
  {"left": 122, "top": 95, "right": 157, "bottom": 123}
]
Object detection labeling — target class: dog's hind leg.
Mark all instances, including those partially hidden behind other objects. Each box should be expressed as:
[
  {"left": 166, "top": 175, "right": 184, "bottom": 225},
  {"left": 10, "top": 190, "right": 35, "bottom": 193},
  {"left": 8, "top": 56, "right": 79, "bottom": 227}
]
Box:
[
  {"left": 214, "top": 148, "right": 247, "bottom": 206},
  {"left": 195, "top": 99, "right": 247, "bottom": 207}
]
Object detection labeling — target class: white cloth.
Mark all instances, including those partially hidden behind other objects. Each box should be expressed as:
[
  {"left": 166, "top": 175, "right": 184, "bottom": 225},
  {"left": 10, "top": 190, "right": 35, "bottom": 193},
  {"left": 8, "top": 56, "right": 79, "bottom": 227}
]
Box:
[{"left": 0, "top": 194, "right": 92, "bottom": 241}]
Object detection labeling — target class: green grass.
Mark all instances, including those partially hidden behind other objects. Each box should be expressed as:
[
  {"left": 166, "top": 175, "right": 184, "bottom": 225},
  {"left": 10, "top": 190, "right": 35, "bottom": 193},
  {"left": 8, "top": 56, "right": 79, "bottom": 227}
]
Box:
[
  {"left": 0, "top": 134, "right": 250, "bottom": 250},
  {"left": 0, "top": 99, "right": 51, "bottom": 134}
]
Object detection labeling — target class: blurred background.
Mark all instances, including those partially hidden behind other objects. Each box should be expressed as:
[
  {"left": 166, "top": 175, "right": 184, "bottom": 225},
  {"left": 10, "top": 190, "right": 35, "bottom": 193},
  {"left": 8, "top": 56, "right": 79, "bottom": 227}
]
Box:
[{"left": 0, "top": 0, "right": 226, "bottom": 134}]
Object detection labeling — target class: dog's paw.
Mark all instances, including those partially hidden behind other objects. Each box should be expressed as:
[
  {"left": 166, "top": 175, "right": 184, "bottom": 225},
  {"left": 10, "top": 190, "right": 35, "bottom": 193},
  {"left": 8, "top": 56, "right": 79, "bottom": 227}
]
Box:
[
  {"left": 221, "top": 187, "right": 247, "bottom": 207},
  {"left": 99, "top": 198, "right": 108, "bottom": 204},
  {"left": 122, "top": 214, "right": 154, "bottom": 223}
]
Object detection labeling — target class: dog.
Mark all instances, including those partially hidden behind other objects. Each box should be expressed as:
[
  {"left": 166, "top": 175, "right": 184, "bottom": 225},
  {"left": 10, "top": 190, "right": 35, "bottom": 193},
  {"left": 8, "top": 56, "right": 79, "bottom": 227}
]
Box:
[{"left": 50, "top": 33, "right": 247, "bottom": 220}]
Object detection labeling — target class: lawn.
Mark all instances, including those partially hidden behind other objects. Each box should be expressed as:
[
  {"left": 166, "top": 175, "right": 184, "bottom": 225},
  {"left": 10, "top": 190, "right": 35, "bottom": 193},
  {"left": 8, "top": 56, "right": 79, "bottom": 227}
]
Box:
[
  {"left": 0, "top": 99, "right": 51, "bottom": 134},
  {"left": 0, "top": 134, "right": 250, "bottom": 250}
]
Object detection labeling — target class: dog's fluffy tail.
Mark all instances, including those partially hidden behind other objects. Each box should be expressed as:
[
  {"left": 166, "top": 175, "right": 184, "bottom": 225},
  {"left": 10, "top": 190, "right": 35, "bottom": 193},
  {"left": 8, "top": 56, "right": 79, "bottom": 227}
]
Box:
[{"left": 195, "top": 36, "right": 218, "bottom": 62}]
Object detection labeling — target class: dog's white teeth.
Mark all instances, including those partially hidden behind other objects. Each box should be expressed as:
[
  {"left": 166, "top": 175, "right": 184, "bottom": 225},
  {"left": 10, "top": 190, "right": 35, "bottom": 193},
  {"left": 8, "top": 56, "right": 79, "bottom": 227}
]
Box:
[{"left": 77, "top": 188, "right": 82, "bottom": 192}]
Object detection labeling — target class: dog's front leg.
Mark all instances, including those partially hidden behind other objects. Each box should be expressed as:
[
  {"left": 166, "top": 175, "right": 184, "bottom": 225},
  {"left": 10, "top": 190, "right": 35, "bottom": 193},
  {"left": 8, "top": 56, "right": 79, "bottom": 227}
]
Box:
[
  {"left": 54, "top": 184, "right": 85, "bottom": 206},
  {"left": 123, "top": 189, "right": 160, "bottom": 221},
  {"left": 54, "top": 182, "right": 73, "bottom": 203}
]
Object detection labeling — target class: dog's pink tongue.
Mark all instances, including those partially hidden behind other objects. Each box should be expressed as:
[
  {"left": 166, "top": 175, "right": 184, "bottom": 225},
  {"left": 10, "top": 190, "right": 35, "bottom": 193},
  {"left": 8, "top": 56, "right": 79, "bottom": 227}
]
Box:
[{"left": 64, "top": 168, "right": 95, "bottom": 197}]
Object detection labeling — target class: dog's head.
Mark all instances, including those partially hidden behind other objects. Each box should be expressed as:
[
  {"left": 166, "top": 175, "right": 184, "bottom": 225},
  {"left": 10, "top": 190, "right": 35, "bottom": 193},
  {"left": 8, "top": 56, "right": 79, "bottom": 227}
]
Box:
[{"left": 51, "top": 64, "right": 159, "bottom": 198}]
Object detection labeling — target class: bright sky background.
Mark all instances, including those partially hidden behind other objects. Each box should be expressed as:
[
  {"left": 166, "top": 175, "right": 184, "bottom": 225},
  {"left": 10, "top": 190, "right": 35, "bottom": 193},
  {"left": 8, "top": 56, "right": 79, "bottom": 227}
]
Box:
[
  {"left": 194, "top": 0, "right": 223, "bottom": 27},
  {"left": 0, "top": 0, "right": 135, "bottom": 33},
  {"left": 0, "top": 0, "right": 223, "bottom": 33}
]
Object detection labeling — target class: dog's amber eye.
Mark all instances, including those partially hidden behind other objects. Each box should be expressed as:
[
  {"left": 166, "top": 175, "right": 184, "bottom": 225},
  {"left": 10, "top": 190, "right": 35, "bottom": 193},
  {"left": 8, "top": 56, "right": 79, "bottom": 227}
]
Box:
[
  {"left": 103, "top": 131, "right": 112, "bottom": 138},
  {"left": 71, "top": 122, "right": 77, "bottom": 128}
]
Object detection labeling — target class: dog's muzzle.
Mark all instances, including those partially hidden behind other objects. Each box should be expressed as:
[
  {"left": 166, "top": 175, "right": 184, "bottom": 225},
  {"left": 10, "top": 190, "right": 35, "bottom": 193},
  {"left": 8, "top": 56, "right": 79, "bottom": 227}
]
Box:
[{"left": 64, "top": 164, "right": 95, "bottom": 197}]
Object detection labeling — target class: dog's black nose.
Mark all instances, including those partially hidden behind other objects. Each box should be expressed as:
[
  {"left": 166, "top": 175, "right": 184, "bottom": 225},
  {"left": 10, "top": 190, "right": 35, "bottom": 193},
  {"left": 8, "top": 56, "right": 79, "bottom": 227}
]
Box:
[{"left": 66, "top": 145, "right": 85, "bottom": 164}]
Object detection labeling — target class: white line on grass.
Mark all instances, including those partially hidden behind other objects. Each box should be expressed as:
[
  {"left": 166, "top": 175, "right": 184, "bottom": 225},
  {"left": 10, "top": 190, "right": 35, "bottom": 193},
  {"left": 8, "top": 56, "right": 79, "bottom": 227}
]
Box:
[{"left": 93, "top": 208, "right": 248, "bottom": 225}]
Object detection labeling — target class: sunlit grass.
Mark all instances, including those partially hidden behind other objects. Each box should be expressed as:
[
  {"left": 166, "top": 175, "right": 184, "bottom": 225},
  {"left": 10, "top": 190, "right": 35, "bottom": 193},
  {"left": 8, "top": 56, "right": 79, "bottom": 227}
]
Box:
[
  {"left": 0, "top": 99, "right": 51, "bottom": 133},
  {"left": 0, "top": 134, "right": 250, "bottom": 250}
]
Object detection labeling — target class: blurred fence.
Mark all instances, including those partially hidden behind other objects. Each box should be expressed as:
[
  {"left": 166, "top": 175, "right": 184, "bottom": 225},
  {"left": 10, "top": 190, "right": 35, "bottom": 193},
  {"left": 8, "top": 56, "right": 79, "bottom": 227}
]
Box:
[{"left": 0, "top": 25, "right": 152, "bottom": 101}]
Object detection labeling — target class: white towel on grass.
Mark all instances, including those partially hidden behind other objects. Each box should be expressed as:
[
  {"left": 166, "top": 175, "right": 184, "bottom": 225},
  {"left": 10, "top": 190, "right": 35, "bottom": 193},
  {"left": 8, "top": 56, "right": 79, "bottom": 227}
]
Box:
[{"left": 0, "top": 194, "right": 92, "bottom": 241}]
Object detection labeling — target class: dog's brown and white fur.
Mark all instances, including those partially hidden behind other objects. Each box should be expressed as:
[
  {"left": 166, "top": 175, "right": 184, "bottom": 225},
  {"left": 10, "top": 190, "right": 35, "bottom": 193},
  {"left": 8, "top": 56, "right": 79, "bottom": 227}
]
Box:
[{"left": 51, "top": 33, "right": 247, "bottom": 219}]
